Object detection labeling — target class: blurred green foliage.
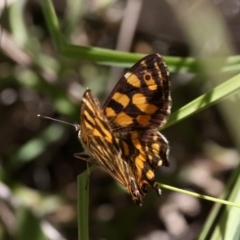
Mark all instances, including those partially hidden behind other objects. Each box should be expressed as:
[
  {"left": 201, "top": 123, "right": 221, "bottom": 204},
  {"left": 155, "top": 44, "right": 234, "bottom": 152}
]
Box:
[{"left": 0, "top": 0, "right": 240, "bottom": 240}]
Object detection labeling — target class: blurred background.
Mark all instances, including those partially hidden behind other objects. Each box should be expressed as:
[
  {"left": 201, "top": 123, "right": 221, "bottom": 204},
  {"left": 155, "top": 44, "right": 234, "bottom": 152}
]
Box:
[{"left": 0, "top": 0, "right": 240, "bottom": 239}]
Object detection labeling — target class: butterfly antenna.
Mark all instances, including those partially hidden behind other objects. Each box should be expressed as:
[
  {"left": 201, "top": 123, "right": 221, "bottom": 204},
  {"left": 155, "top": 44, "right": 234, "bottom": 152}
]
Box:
[{"left": 37, "top": 114, "right": 77, "bottom": 128}]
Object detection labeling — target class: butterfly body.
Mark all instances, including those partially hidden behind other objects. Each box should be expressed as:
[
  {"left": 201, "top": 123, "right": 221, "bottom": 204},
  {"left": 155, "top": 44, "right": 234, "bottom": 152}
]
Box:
[{"left": 77, "top": 54, "right": 171, "bottom": 205}]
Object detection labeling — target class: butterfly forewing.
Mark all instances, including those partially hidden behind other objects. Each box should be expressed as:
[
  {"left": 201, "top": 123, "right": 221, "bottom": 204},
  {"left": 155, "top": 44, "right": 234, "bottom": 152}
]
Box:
[
  {"left": 103, "top": 54, "right": 171, "bottom": 131},
  {"left": 79, "top": 89, "right": 142, "bottom": 203}
]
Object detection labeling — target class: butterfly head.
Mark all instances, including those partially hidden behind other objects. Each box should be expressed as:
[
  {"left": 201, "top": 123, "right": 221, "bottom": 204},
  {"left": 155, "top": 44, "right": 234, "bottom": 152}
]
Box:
[{"left": 74, "top": 124, "right": 81, "bottom": 135}]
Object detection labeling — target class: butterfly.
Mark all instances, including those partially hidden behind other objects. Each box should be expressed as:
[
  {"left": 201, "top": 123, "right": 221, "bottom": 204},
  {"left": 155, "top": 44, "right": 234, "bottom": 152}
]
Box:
[{"left": 75, "top": 53, "right": 171, "bottom": 205}]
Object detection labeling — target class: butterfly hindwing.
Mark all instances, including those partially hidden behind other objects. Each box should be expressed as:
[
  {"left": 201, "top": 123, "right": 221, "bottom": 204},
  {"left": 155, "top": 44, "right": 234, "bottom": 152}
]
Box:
[{"left": 116, "top": 130, "right": 169, "bottom": 197}]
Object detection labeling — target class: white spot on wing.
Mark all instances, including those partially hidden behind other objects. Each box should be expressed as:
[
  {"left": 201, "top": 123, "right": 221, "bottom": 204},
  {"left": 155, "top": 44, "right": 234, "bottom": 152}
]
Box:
[{"left": 124, "top": 71, "right": 131, "bottom": 79}]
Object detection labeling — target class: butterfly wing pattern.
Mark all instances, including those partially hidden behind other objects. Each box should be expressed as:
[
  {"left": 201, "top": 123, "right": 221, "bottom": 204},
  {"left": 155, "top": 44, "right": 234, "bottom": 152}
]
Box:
[{"left": 78, "top": 54, "right": 171, "bottom": 205}]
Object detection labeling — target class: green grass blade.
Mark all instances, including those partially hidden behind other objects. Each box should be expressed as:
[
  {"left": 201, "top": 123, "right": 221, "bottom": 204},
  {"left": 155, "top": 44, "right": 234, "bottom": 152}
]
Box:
[
  {"left": 198, "top": 163, "right": 240, "bottom": 240},
  {"left": 39, "top": 0, "right": 197, "bottom": 69},
  {"left": 77, "top": 171, "right": 89, "bottom": 240},
  {"left": 77, "top": 166, "right": 97, "bottom": 240},
  {"left": 40, "top": 0, "right": 240, "bottom": 74},
  {"left": 159, "top": 183, "right": 240, "bottom": 209},
  {"left": 164, "top": 72, "right": 240, "bottom": 129}
]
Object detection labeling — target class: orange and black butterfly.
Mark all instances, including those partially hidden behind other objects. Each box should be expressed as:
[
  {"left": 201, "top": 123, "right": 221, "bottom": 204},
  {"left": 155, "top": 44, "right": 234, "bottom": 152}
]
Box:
[{"left": 75, "top": 54, "right": 171, "bottom": 205}]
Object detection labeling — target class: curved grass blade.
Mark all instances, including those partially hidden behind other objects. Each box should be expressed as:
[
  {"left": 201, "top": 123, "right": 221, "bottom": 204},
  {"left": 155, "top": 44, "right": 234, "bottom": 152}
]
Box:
[
  {"left": 39, "top": 0, "right": 197, "bottom": 70},
  {"left": 164, "top": 72, "right": 240, "bottom": 129},
  {"left": 159, "top": 183, "right": 240, "bottom": 209},
  {"left": 198, "top": 163, "right": 240, "bottom": 240},
  {"left": 40, "top": 0, "right": 240, "bottom": 73}
]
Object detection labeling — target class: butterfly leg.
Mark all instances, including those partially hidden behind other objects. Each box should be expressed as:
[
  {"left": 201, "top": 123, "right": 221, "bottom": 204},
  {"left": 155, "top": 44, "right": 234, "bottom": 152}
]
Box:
[
  {"left": 74, "top": 152, "right": 98, "bottom": 190},
  {"left": 152, "top": 182, "right": 162, "bottom": 196},
  {"left": 129, "top": 177, "right": 143, "bottom": 205},
  {"left": 140, "top": 179, "right": 161, "bottom": 197},
  {"left": 74, "top": 152, "right": 98, "bottom": 164}
]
